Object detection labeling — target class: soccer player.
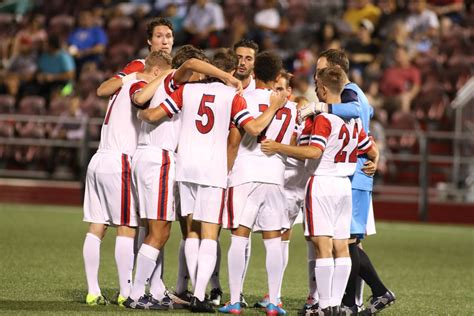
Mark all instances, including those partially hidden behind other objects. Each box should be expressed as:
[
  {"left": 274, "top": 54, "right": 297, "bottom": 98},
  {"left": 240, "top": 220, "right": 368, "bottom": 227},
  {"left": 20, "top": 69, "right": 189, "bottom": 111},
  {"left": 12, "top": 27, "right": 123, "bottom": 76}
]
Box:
[
  {"left": 137, "top": 49, "right": 287, "bottom": 313},
  {"left": 219, "top": 52, "right": 296, "bottom": 316},
  {"left": 310, "top": 49, "right": 395, "bottom": 315},
  {"left": 82, "top": 51, "right": 168, "bottom": 306},
  {"left": 96, "top": 18, "right": 174, "bottom": 98},
  {"left": 126, "top": 45, "right": 242, "bottom": 310},
  {"left": 261, "top": 66, "right": 378, "bottom": 315}
]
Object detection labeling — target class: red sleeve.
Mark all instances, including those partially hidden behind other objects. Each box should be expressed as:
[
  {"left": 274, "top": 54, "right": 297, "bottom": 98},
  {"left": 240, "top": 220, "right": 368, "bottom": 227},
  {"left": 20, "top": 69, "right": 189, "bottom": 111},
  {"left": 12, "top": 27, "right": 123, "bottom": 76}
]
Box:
[
  {"left": 159, "top": 85, "right": 184, "bottom": 118},
  {"left": 129, "top": 81, "right": 149, "bottom": 109},
  {"left": 231, "top": 94, "right": 254, "bottom": 127},
  {"left": 163, "top": 71, "right": 179, "bottom": 95},
  {"left": 357, "top": 126, "right": 373, "bottom": 154},
  {"left": 114, "top": 59, "right": 145, "bottom": 79},
  {"left": 310, "top": 115, "right": 332, "bottom": 151}
]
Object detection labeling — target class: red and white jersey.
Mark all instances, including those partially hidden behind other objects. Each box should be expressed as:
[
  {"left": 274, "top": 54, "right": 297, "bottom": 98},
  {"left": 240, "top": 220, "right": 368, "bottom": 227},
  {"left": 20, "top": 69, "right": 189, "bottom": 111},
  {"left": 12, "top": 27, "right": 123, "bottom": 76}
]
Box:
[
  {"left": 160, "top": 81, "right": 254, "bottom": 188},
  {"left": 243, "top": 76, "right": 256, "bottom": 94},
  {"left": 228, "top": 88, "right": 298, "bottom": 187},
  {"left": 307, "top": 113, "right": 372, "bottom": 177},
  {"left": 137, "top": 71, "right": 181, "bottom": 151},
  {"left": 98, "top": 79, "right": 142, "bottom": 155},
  {"left": 114, "top": 59, "right": 145, "bottom": 79}
]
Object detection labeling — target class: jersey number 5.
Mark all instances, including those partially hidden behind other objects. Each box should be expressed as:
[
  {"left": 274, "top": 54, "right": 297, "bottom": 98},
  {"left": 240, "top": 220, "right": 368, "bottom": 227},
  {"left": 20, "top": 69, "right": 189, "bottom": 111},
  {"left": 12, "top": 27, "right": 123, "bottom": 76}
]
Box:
[
  {"left": 334, "top": 123, "right": 358, "bottom": 163},
  {"left": 195, "top": 94, "right": 215, "bottom": 134},
  {"left": 257, "top": 105, "right": 292, "bottom": 143}
]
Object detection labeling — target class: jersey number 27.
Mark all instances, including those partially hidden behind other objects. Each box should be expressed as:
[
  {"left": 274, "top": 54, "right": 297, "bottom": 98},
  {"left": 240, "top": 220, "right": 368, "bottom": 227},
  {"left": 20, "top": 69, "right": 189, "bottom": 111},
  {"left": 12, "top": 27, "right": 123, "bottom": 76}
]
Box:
[{"left": 334, "top": 123, "right": 358, "bottom": 163}]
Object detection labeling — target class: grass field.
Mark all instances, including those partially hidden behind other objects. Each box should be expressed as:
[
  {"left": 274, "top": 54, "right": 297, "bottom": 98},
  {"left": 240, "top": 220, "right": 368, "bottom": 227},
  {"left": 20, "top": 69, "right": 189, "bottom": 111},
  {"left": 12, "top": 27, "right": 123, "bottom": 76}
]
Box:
[{"left": 0, "top": 203, "right": 473, "bottom": 315}]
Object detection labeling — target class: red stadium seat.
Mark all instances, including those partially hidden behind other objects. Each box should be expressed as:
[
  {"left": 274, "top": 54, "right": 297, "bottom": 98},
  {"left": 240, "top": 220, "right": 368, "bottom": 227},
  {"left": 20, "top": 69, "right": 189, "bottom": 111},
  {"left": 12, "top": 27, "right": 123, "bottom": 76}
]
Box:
[
  {"left": 107, "top": 16, "right": 134, "bottom": 46},
  {"left": 0, "top": 94, "right": 15, "bottom": 114},
  {"left": 18, "top": 96, "right": 46, "bottom": 115}
]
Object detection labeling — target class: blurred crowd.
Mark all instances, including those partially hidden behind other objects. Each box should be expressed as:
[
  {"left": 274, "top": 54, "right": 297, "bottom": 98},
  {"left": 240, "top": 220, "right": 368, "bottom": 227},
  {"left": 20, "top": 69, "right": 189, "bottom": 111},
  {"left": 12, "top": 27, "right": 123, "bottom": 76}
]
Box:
[{"left": 0, "top": 0, "right": 472, "bottom": 183}]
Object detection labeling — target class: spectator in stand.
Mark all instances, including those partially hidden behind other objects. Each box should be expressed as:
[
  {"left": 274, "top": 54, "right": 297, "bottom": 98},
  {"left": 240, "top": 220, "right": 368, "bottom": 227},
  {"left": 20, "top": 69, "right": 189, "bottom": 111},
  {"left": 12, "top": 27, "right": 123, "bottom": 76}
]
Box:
[
  {"left": 37, "top": 35, "right": 76, "bottom": 101},
  {"left": 380, "top": 45, "right": 421, "bottom": 113},
  {"left": 427, "top": 0, "right": 464, "bottom": 24},
  {"left": 405, "top": 0, "right": 439, "bottom": 52},
  {"left": 183, "top": 0, "right": 225, "bottom": 48},
  {"left": 67, "top": 10, "right": 107, "bottom": 73},
  {"left": 380, "top": 21, "right": 416, "bottom": 69},
  {"left": 4, "top": 37, "right": 37, "bottom": 97},
  {"left": 11, "top": 13, "right": 47, "bottom": 57},
  {"left": 345, "top": 19, "right": 379, "bottom": 84},
  {"left": 292, "top": 74, "right": 318, "bottom": 103},
  {"left": 343, "top": 0, "right": 381, "bottom": 33},
  {"left": 254, "top": 0, "right": 281, "bottom": 46},
  {"left": 316, "top": 21, "right": 341, "bottom": 51},
  {"left": 161, "top": 3, "right": 186, "bottom": 45}
]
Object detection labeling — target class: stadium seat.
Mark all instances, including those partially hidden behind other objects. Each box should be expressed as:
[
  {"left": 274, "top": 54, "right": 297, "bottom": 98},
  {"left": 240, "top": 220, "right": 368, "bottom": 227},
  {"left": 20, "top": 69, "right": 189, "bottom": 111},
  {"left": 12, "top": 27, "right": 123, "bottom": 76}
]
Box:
[
  {"left": 103, "top": 43, "right": 136, "bottom": 73},
  {"left": 18, "top": 95, "right": 46, "bottom": 115},
  {"left": 48, "top": 14, "right": 75, "bottom": 40},
  {"left": 107, "top": 16, "right": 134, "bottom": 46},
  {"left": 0, "top": 94, "right": 15, "bottom": 114}
]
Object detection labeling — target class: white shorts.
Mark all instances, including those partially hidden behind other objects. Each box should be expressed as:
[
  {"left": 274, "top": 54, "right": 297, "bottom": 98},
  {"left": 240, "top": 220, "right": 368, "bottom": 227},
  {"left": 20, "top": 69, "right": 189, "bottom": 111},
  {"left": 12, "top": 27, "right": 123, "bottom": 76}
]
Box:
[
  {"left": 281, "top": 188, "right": 305, "bottom": 230},
  {"left": 179, "top": 181, "right": 225, "bottom": 224},
  {"left": 83, "top": 151, "right": 138, "bottom": 227},
  {"left": 132, "top": 147, "right": 176, "bottom": 221},
  {"left": 223, "top": 182, "right": 284, "bottom": 232},
  {"left": 304, "top": 175, "right": 352, "bottom": 239},
  {"left": 365, "top": 196, "right": 376, "bottom": 235}
]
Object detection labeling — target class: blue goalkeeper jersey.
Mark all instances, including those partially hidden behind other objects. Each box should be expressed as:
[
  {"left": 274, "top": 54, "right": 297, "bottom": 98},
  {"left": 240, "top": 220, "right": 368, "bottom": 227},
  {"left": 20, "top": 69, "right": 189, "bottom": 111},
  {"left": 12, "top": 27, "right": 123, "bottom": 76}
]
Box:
[{"left": 329, "top": 82, "right": 374, "bottom": 191}]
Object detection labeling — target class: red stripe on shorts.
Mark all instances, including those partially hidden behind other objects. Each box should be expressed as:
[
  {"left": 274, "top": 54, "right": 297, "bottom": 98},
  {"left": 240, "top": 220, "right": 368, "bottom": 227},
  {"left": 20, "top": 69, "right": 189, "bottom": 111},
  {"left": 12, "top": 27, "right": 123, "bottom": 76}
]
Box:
[
  {"left": 157, "top": 150, "right": 170, "bottom": 220},
  {"left": 121, "top": 154, "right": 131, "bottom": 226},
  {"left": 227, "top": 187, "right": 234, "bottom": 228},
  {"left": 305, "top": 176, "right": 315, "bottom": 236},
  {"left": 218, "top": 189, "right": 225, "bottom": 225}
]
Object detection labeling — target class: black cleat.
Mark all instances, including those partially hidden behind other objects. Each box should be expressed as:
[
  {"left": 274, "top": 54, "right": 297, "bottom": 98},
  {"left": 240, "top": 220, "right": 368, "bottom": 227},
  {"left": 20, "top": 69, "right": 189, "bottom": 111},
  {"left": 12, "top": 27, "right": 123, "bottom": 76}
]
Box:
[
  {"left": 332, "top": 305, "right": 340, "bottom": 315},
  {"left": 209, "top": 288, "right": 223, "bottom": 306},
  {"left": 190, "top": 296, "right": 215, "bottom": 313},
  {"left": 168, "top": 290, "right": 193, "bottom": 306},
  {"left": 362, "top": 290, "right": 396, "bottom": 315},
  {"left": 123, "top": 295, "right": 168, "bottom": 310},
  {"left": 160, "top": 292, "right": 185, "bottom": 310},
  {"left": 339, "top": 304, "right": 359, "bottom": 315},
  {"left": 299, "top": 302, "right": 319, "bottom": 315},
  {"left": 239, "top": 293, "right": 248, "bottom": 308}
]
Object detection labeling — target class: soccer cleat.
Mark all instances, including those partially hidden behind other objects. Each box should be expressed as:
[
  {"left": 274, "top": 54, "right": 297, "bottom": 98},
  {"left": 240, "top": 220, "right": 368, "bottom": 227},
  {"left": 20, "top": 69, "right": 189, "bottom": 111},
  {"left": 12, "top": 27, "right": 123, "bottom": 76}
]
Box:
[
  {"left": 209, "top": 287, "right": 223, "bottom": 306},
  {"left": 218, "top": 302, "right": 242, "bottom": 314},
  {"left": 362, "top": 290, "right": 396, "bottom": 315},
  {"left": 239, "top": 293, "right": 248, "bottom": 308},
  {"left": 85, "top": 293, "right": 108, "bottom": 306},
  {"left": 190, "top": 296, "right": 215, "bottom": 313},
  {"left": 160, "top": 292, "right": 185, "bottom": 310},
  {"left": 123, "top": 295, "right": 168, "bottom": 310},
  {"left": 117, "top": 294, "right": 126, "bottom": 307},
  {"left": 298, "top": 296, "right": 317, "bottom": 315},
  {"left": 339, "top": 304, "right": 359, "bottom": 315},
  {"left": 255, "top": 294, "right": 283, "bottom": 308},
  {"left": 332, "top": 306, "right": 340, "bottom": 315},
  {"left": 168, "top": 290, "right": 193, "bottom": 306},
  {"left": 265, "top": 303, "right": 286, "bottom": 316}
]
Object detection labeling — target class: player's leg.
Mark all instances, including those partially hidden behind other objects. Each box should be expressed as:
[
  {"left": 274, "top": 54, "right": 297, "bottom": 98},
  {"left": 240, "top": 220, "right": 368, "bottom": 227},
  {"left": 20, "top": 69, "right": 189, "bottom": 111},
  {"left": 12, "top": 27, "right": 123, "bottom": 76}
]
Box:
[
  {"left": 115, "top": 225, "right": 136, "bottom": 305},
  {"left": 279, "top": 228, "right": 291, "bottom": 299},
  {"left": 226, "top": 225, "right": 251, "bottom": 307},
  {"left": 262, "top": 230, "right": 284, "bottom": 311},
  {"left": 209, "top": 226, "right": 223, "bottom": 306},
  {"left": 332, "top": 239, "right": 352, "bottom": 311},
  {"left": 83, "top": 223, "right": 108, "bottom": 305},
  {"left": 312, "top": 236, "right": 334, "bottom": 311}
]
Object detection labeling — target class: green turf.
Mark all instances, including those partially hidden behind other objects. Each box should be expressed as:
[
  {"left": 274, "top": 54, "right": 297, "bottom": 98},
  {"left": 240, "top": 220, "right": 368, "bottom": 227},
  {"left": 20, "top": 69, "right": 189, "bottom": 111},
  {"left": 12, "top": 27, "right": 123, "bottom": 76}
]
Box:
[{"left": 0, "top": 203, "right": 473, "bottom": 315}]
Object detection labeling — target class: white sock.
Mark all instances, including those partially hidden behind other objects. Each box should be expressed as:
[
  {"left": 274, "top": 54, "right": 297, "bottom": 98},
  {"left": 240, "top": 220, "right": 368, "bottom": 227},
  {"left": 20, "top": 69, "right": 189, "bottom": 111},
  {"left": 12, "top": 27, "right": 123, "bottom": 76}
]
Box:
[
  {"left": 210, "top": 240, "right": 221, "bottom": 290},
  {"left": 307, "top": 240, "right": 317, "bottom": 301},
  {"left": 193, "top": 239, "right": 217, "bottom": 301},
  {"left": 263, "top": 237, "right": 283, "bottom": 305},
  {"left": 135, "top": 225, "right": 147, "bottom": 255},
  {"left": 149, "top": 249, "right": 166, "bottom": 300},
  {"left": 115, "top": 236, "right": 134, "bottom": 298},
  {"left": 83, "top": 233, "right": 102, "bottom": 295},
  {"left": 241, "top": 233, "right": 251, "bottom": 293},
  {"left": 176, "top": 239, "right": 189, "bottom": 294},
  {"left": 315, "top": 258, "right": 334, "bottom": 309},
  {"left": 185, "top": 238, "right": 200, "bottom": 289},
  {"left": 228, "top": 235, "right": 248, "bottom": 304},
  {"left": 355, "top": 277, "right": 364, "bottom": 306},
  {"left": 278, "top": 240, "right": 290, "bottom": 298},
  {"left": 130, "top": 244, "right": 159, "bottom": 300},
  {"left": 331, "top": 257, "right": 352, "bottom": 307}
]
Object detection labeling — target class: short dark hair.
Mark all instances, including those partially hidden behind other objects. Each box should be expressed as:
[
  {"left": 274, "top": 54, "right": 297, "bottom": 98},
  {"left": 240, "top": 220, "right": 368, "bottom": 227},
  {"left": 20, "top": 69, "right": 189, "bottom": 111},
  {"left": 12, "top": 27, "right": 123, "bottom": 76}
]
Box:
[
  {"left": 233, "top": 39, "right": 259, "bottom": 55},
  {"left": 254, "top": 51, "right": 283, "bottom": 83},
  {"left": 172, "top": 45, "right": 207, "bottom": 68},
  {"left": 316, "top": 67, "right": 346, "bottom": 95},
  {"left": 278, "top": 70, "right": 293, "bottom": 88},
  {"left": 212, "top": 48, "right": 238, "bottom": 72},
  {"left": 318, "top": 49, "right": 350, "bottom": 75},
  {"left": 146, "top": 18, "right": 174, "bottom": 41}
]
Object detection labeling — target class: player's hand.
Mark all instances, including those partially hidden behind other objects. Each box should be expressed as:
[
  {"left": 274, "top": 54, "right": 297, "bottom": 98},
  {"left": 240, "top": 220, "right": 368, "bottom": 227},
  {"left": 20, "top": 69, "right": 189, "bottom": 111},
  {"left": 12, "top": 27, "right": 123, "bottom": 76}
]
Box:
[
  {"left": 362, "top": 160, "right": 377, "bottom": 176},
  {"left": 297, "top": 102, "right": 328, "bottom": 124},
  {"left": 270, "top": 90, "right": 288, "bottom": 109},
  {"left": 261, "top": 139, "right": 279, "bottom": 155},
  {"left": 224, "top": 74, "right": 243, "bottom": 95}
]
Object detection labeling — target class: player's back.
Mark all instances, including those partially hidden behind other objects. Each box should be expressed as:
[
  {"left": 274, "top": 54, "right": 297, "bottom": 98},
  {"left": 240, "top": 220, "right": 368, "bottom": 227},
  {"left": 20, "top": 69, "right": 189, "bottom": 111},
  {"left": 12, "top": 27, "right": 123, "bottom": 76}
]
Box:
[
  {"left": 176, "top": 81, "right": 241, "bottom": 188},
  {"left": 138, "top": 72, "right": 180, "bottom": 152},
  {"left": 307, "top": 113, "right": 370, "bottom": 177},
  {"left": 229, "top": 88, "right": 297, "bottom": 187},
  {"left": 98, "top": 80, "right": 141, "bottom": 155}
]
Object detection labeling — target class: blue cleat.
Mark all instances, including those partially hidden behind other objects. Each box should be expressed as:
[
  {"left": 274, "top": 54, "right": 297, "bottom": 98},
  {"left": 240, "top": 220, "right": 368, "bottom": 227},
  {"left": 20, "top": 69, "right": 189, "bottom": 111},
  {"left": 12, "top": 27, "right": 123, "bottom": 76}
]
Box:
[
  {"left": 266, "top": 303, "right": 286, "bottom": 316},
  {"left": 218, "top": 302, "right": 242, "bottom": 314}
]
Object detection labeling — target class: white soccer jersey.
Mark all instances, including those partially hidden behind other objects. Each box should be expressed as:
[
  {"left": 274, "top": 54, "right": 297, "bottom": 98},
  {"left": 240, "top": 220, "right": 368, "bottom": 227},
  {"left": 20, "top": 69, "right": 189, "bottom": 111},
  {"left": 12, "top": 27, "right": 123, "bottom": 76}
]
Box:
[
  {"left": 306, "top": 113, "right": 372, "bottom": 177},
  {"left": 228, "top": 88, "right": 298, "bottom": 187},
  {"left": 136, "top": 71, "right": 181, "bottom": 151},
  {"left": 160, "top": 81, "right": 254, "bottom": 188},
  {"left": 243, "top": 76, "right": 256, "bottom": 94},
  {"left": 98, "top": 80, "right": 142, "bottom": 155}
]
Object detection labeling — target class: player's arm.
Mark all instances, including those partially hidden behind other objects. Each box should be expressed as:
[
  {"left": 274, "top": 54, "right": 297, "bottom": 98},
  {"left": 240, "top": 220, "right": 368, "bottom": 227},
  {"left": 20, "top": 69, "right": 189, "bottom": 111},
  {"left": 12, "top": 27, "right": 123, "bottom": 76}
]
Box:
[
  {"left": 242, "top": 91, "right": 288, "bottom": 136},
  {"left": 227, "top": 127, "right": 243, "bottom": 172},
  {"left": 97, "top": 60, "right": 143, "bottom": 97},
  {"left": 174, "top": 58, "right": 242, "bottom": 92},
  {"left": 361, "top": 140, "right": 379, "bottom": 176},
  {"left": 261, "top": 140, "right": 322, "bottom": 160},
  {"left": 132, "top": 70, "right": 174, "bottom": 106},
  {"left": 327, "top": 88, "right": 361, "bottom": 119},
  {"left": 137, "top": 85, "right": 184, "bottom": 123}
]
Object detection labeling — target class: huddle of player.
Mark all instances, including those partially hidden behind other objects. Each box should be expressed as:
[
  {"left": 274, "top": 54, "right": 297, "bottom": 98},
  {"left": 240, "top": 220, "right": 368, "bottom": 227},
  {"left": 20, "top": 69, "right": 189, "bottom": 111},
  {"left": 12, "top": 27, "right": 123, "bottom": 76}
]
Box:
[{"left": 82, "top": 18, "right": 395, "bottom": 316}]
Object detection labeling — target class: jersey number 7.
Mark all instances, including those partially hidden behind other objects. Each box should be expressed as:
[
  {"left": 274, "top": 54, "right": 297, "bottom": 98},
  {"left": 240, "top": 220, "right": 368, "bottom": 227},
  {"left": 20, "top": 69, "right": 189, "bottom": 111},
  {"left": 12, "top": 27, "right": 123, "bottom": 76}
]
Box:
[
  {"left": 195, "top": 94, "right": 215, "bottom": 134},
  {"left": 257, "top": 104, "right": 292, "bottom": 143},
  {"left": 334, "top": 123, "right": 358, "bottom": 163}
]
